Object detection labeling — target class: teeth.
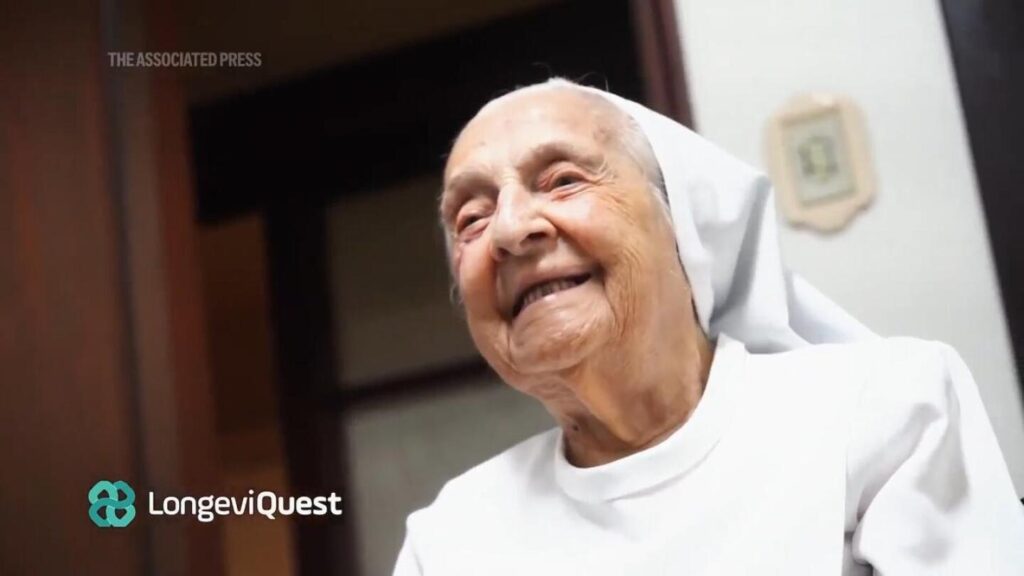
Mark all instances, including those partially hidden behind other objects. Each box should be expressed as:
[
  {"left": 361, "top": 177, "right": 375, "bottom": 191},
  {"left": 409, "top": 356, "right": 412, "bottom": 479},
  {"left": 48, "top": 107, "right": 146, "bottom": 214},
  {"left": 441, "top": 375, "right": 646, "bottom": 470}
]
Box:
[{"left": 519, "top": 279, "right": 578, "bottom": 312}]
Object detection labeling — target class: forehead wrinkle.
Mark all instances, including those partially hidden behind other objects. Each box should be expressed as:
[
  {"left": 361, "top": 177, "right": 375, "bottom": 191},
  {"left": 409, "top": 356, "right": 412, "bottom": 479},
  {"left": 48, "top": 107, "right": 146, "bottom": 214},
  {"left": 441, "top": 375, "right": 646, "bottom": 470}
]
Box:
[{"left": 512, "top": 138, "right": 605, "bottom": 175}]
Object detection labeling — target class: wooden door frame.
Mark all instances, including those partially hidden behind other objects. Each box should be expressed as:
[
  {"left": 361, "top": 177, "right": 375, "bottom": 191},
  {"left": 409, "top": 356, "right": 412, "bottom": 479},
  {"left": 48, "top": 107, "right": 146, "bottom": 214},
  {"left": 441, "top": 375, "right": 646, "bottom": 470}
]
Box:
[{"left": 631, "top": 0, "right": 694, "bottom": 127}]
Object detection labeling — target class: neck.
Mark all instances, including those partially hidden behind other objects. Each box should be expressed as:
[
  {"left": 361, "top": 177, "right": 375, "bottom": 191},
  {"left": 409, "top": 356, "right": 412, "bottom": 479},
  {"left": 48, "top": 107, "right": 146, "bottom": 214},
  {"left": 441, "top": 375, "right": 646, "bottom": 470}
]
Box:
[{"left": 548, "top": 327, "right": 714, "bottom": 467}]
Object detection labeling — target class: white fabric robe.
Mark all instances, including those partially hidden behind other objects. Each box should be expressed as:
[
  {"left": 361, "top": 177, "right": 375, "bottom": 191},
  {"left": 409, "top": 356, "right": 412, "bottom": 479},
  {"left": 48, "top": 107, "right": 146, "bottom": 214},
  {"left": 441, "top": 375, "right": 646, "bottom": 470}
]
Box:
[{"left": 393, "top": 335, "right": 1024, "bottom": 575}]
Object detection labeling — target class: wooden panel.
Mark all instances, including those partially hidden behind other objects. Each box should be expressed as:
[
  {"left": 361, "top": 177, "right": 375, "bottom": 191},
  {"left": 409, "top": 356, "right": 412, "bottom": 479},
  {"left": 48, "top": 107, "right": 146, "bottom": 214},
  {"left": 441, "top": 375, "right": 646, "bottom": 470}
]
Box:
[
  {"left": 199, "top": 215, "right": 295, "bottom": 575},
  {"left": 199, "top": 215, "right": 280, "bottom": 435},
  {"left": 0, "top": 0, "right": 224, "bottom": 573},
  {"left": 0, "top": 0, "right": 144, "bottom": 574}
]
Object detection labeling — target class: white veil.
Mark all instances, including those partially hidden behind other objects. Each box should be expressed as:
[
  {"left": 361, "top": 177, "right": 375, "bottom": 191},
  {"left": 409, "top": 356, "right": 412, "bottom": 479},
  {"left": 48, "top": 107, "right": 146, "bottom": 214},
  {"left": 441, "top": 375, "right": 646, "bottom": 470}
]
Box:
[{"left": 569, "top": 81, "right": 876, "bottom": 352}]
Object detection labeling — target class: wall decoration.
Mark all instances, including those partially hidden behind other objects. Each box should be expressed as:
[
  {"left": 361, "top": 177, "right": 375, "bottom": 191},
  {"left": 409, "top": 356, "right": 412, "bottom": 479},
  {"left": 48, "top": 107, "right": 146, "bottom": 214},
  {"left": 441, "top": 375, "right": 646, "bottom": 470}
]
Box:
[{"left": 765, "top": 94, "right": 875, "bottom": 232}]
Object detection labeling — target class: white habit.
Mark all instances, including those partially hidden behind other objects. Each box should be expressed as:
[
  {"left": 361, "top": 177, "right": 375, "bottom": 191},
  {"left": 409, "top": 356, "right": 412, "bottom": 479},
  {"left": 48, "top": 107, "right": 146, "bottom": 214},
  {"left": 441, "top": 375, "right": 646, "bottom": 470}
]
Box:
[
  {"left": 393, "top": 335, "right": 1024, "bottom": 575},
  {"left": 398, "top": 80, "right": 1024, "bottom": 574}
]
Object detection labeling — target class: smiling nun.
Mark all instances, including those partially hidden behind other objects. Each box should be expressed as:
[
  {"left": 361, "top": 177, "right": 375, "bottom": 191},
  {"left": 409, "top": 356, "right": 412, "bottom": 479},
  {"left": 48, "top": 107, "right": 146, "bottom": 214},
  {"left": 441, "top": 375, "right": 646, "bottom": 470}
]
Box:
[{"left": 392, "top": 79, "right": 1024, "bottom": 575}]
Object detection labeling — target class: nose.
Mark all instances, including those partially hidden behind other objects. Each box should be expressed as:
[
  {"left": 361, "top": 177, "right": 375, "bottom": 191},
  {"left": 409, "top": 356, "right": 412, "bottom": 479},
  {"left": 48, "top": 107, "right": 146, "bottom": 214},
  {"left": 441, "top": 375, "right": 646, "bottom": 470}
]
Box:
[{"left": 488, "top": 185, "right": 556, "bottom": 261}]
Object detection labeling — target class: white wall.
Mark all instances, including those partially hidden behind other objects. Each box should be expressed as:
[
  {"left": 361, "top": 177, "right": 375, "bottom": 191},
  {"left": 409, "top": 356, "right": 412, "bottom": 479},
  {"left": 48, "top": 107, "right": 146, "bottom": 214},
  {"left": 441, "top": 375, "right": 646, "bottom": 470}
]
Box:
[{"left": 674, "top": 0, "right": 1024, "bottom": 492}]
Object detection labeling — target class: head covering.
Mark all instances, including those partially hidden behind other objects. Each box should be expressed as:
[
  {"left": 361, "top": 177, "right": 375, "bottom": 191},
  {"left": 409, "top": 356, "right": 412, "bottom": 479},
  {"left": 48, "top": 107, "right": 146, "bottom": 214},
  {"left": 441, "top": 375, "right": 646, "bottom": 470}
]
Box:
[{"left": 556, "top": 80, "right": 876, "bottom": 352}]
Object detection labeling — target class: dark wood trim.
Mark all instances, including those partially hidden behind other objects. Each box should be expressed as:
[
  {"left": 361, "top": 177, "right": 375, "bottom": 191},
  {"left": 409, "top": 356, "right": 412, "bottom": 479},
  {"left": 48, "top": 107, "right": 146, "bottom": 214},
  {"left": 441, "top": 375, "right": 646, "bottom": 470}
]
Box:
[
  {"left": 630, "top": 0, "right": 694, "bottom": 127},
  {"left": 109, "top": 0, "right": 225, "bottom": 572},
  {"left": 940, "top": 0, "right": 1024, "bottom": 387},
  {"left": 265, "top": 200, "right": 354, "bottom": 576}
]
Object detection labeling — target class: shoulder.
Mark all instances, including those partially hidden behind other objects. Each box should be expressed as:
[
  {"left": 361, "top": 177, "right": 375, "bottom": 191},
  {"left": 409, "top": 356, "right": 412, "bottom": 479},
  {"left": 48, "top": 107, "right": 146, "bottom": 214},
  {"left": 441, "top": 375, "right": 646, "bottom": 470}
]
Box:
[
  {"left": 737, "top": 335, "right": 952, "bottom": 399},
  {"left": 751, "top": 334, "right": 948, "bottom": 370},
  {"left": 830, "top": 337, "right": 969, "bottom": 448},
  {"left": 733, "top": 336, "right": 964, "bottom": 444},
  {"left": 740, "top": 336, "right": 981, "bottom": 506},
  {"left": 840, "top": 336, "right": 967, "bottom": 421},
  {"left": 405, "top": 426, "right": 559, "bottom": 533},
  {"left": 745, "top": 336, "right": 958, "bottom": 397},
  {"left": 840, "top": 338, "right": 986, "bottom": 507},
  {"left": 832, "top": 339, "right": 1024, "bottom": 569}
]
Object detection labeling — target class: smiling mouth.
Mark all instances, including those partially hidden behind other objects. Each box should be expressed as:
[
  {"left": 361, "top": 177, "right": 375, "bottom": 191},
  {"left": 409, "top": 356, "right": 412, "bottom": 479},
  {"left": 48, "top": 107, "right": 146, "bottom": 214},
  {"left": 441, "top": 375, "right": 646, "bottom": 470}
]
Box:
[{"left": 513, "top": 273, "right": 592, "bottom": 318}]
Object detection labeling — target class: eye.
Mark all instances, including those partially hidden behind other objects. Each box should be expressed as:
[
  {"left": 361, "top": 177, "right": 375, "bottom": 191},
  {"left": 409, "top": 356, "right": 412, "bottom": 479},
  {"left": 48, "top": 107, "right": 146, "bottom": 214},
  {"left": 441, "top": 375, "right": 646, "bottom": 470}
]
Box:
[
  {"left": 452, "top": 195, "right": 495, "bottom": 240},
  {"left": 457, "top": 213, "right": 483, "bottom": 231},
  {"left": 551, "top": 174, "right": 581, "bottom": 189},
  {"left": 454, "top": 210, "right": 491, "bottom": 242}
]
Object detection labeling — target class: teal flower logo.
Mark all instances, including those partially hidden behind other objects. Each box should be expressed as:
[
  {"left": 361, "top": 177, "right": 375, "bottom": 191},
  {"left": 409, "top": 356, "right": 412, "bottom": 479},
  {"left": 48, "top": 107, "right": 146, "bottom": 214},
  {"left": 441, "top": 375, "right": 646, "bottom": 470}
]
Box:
[{"left": 88, "top": 480, "right": 136, "bottom": 528}]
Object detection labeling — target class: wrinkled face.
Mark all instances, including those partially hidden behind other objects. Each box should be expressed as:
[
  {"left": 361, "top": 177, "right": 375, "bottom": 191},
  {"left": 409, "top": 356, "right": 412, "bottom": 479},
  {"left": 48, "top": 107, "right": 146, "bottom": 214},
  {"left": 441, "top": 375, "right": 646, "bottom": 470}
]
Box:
[{"left": 441, "top": 88, "right": 686, "bottom": 395}]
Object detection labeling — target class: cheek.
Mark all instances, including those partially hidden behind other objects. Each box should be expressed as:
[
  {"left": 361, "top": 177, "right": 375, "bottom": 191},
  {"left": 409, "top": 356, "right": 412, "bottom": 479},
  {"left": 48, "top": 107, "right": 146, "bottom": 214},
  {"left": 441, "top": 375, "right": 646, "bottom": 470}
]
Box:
[
  {"left": 551, "top": 189, "right": 662, "bottom": 333},
  {"left": 453, "top": 245, "right": 505, "bottom": 362},
  {"left": 555, "top": 188, "right": 651, "bottom": 256},
  {"left": 551, "top": 192, "right": 650, "bottom": 277},
  {"left": 453, "top": 240, "right": 503, "bottom": 337}
]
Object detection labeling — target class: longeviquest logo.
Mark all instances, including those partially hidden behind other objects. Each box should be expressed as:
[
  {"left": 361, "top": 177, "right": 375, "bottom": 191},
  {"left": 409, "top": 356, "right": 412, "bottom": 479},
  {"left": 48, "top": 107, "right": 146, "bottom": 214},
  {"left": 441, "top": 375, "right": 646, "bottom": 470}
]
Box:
[
  {"left": 88, "top": 480, "right": 342, "bottom": 526},
  {"left": 89, "top": 480, "right": 136, "bottom": 528}
]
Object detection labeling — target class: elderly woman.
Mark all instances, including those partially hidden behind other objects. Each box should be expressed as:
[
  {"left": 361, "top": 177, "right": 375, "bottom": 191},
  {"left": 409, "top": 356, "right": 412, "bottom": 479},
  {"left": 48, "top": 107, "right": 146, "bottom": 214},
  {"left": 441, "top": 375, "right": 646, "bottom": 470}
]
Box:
[{"left": 392, "top": 79, "right": 1024, "bottom": 575}]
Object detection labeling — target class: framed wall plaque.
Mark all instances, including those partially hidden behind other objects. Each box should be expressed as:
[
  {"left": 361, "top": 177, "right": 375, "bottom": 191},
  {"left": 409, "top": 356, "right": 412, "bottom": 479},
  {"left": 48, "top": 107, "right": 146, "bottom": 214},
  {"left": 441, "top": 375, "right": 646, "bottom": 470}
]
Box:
[{"left": 765, "top": 94, "right": 875, "bottom": 232}]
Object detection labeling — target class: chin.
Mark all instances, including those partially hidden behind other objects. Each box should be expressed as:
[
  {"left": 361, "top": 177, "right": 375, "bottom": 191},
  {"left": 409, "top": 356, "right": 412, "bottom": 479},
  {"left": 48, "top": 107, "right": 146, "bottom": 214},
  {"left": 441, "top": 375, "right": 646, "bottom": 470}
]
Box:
[{"left": 507, "top": 316, "right": 608, "bottom": 376}]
